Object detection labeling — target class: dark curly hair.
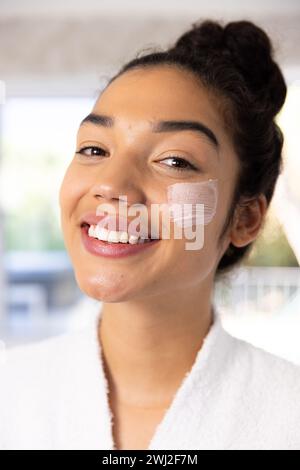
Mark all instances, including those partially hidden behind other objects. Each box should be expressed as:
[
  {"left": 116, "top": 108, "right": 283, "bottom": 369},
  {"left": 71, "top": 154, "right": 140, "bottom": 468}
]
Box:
[{"left": 102, "top": 18, "right": 287, "bottom": 277}]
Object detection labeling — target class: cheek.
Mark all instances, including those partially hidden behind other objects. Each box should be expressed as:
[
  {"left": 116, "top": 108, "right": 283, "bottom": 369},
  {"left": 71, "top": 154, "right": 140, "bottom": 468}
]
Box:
[
  {"left": 166, "top": 179, "right": 218, "bottom": 228},
  {"left": 160, "top": 234, "right": 216, "bottom": 291},
  {"left": 167, "top": 180, "right": 231, "bottom": 281},
  {"left": 165, "top": 178, "right": 221, "bottom": 259},
  {"left": 59, "top": 163, "right": 89, "bottom": 223},
  {"left": 159, "top": 178, "right": 222, "bottom": 260},
  {"left": 165, "top": 221, "right": 219, "bottom": 276}
]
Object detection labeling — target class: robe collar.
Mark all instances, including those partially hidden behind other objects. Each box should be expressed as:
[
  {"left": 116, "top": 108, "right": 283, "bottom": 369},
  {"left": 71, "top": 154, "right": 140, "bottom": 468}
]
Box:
[{"left": 58, "top": 301, "right": 233, "bottom": 450}]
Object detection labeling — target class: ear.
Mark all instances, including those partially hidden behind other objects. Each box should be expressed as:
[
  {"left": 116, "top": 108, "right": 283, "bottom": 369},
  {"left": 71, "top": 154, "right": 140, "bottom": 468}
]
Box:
[{"left": 230, "top": 193, "right": 268, "bottom": 248}]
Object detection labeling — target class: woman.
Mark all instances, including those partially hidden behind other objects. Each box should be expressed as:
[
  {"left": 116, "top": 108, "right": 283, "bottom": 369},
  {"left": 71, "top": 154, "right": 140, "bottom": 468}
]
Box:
[{"left": 1, "top": 18, "right": 300, "bottom": 450}]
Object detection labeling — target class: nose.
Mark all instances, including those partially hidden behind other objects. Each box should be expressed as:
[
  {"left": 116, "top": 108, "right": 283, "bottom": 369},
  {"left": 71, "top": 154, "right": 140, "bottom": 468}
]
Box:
[{"left": 89, "top": 161, "right": 146, "bottom": 210}]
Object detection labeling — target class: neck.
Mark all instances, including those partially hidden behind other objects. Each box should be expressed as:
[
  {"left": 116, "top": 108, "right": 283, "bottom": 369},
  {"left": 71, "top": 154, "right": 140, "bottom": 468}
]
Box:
[{"left": 98, "top": 282, "right": 215, "bottom": 409}]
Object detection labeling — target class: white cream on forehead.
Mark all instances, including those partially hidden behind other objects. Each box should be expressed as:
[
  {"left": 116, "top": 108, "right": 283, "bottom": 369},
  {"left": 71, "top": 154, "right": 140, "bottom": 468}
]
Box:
[{"left": 166, "top": 178, "right": 218, "bottom": 227}]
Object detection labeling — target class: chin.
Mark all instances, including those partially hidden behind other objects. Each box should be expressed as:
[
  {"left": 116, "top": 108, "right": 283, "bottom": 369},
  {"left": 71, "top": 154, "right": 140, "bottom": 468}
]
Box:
[{"left": 73, "top": 267, "right": 139, "bottom": 303}]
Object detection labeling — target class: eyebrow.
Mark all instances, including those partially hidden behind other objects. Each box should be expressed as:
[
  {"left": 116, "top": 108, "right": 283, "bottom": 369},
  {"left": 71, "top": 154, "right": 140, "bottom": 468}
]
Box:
[{"left": 80, "top": 113, "right": 220, "bottom": 153}]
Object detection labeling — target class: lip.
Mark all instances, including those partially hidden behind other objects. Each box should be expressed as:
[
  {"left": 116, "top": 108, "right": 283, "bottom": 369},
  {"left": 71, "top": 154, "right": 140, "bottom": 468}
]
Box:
[{"left": 80, "top": 224, "right": 161, "bottom": 258}]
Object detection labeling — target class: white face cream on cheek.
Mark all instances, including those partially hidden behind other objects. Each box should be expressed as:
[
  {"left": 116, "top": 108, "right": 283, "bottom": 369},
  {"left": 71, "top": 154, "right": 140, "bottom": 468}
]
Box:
[{"left": 166, "top": 178, "right": 218, "bottom": 228}]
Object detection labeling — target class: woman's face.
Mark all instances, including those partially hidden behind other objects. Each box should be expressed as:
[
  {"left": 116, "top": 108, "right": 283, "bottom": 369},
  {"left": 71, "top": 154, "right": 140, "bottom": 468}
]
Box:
[{"left": 59, "top": 66, "right": 240, "bottom": 302}]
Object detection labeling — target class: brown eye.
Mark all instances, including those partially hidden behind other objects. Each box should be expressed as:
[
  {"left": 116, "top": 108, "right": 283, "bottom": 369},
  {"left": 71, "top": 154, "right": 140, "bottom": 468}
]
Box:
[
  {"left": 160, "top": 156, "right": 197, "bottom": 172},
  {"left": 76, "top": 146, "right": 106, "bottom": 157}
]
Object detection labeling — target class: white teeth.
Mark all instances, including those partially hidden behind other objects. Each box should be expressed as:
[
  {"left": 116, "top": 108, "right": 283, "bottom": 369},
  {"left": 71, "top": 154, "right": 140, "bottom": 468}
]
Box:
[
  {"left": 107, "top": 230, "right": 120, "bottom": 243},
  {"left": 96, "top": 226, "right": 109, "bottom": 241},
  {"left": 88, "top": 225, "right": 95, "bottom": 237},
  {"left": 128, "top": 234, "right": 139, "bottom": 245},
  {"left": 119, "top": 231, "right": 129, "bottom": 243},
  {"left": 87, "top": 225, "right": 146, "bottom": 244}
]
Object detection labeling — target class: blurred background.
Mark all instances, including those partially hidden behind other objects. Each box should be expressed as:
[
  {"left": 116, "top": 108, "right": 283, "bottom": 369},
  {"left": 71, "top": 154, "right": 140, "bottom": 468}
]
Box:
[{"left": 0, "top": 0, "right": 300, "bottom": 364}]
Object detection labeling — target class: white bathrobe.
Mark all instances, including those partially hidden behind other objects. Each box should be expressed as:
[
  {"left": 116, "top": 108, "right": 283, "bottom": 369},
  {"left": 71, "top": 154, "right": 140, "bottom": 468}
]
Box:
[{"left": 1, "top": 302, "right": 300, "bottom": 450}]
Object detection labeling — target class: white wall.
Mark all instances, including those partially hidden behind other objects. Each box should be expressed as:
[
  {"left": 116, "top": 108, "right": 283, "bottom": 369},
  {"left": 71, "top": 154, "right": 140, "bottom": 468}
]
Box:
[{"left": 0, "top": 1, "right": 299, "bottom": 97}]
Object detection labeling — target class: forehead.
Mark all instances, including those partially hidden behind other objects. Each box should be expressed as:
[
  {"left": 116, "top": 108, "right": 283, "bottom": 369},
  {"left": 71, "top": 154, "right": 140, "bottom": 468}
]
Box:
[
  {"left": 93, "top": 66, "right": 223, "bottom": 133},
  {"left": 79, "top": 66, "right": 239, "bottom": 181}
]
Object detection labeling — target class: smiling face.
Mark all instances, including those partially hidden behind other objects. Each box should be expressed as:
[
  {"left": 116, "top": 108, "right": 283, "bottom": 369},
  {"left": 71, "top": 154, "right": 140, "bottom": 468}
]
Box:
[{"left": 59, "top": 66, "right": 241, "bottom": 302}]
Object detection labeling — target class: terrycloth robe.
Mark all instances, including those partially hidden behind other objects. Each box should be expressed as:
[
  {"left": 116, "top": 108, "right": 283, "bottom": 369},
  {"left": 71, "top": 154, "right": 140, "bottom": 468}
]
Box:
[{"left": 1, "top": 302, "right": 300, "bottom": 450}]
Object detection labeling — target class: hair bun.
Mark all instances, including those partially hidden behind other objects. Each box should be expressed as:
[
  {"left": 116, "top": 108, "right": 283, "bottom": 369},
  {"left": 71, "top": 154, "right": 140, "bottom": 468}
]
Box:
[
  {"left": 172, "top": 20, "right": 225, "bottom": 52},
  {"left": 223, "top": 21, "right": 286, "bottom": 116},
  {"left": 170, "top": 19, "right": 286, "bottom": 118}
]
